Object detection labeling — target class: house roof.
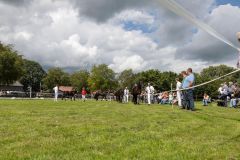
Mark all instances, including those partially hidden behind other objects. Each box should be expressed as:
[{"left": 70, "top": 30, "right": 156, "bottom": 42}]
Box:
[
  {"left": 0, "top": 81, "right": 23, "bottom": 87},
  {"left": 11, "top": 81, "right": 24, "bottom": 87},
  {"left": 59, "top": 86, "right": 75, "bottom": 92}
]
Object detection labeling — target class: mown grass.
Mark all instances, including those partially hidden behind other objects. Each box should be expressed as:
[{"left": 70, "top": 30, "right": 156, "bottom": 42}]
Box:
[{"left": 0, "top": 100, "right": 240, "bottom": 160}]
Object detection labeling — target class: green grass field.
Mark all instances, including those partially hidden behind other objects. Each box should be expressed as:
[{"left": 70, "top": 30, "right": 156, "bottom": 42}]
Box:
[{"left": 0, "top": 100, "right": 240, "bottom": 160}]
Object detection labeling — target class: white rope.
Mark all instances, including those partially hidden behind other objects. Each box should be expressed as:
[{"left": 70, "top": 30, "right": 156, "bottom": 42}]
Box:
[
  {"left": 153, "top": 0, "right": 240, "bottom": 93},
  {"left": 157, "top": 0, "right": 240, "bottom": 51},
  {"left": 170, "top": 68, "right": 240, "bottom": 92}
]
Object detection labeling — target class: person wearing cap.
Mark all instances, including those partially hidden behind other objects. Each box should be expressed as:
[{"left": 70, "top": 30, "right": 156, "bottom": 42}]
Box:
[{"left": 124, "top": 87, "right": 129, "bottom": 103}]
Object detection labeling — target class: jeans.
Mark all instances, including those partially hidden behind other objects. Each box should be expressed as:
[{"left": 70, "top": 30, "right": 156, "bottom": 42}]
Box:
[
  {"left": 203, "top": 99, "right": 208, "bottom": 106},
  {"left": 182, "top": 91, "right": 187, "bottom": 109},
  {"left": 230, "top": 99, "right": 237, "bottom": 108},
  {"left": 184, "top": 90, "right": 195, "bottom": 110},
  {"left": 161, "top": 99, "right": 169, "bottom": 104}
]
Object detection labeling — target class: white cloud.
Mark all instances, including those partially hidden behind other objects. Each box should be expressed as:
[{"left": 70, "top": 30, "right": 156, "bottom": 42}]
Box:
[
  {"left": 176, "top": 4, "right": 240, "bottom": 64},
  {"left": 110, "top": 9, "right": 154, "bottom": 25},
  {"left": 109, "top": 55, "right": 147, "bottom": 72},
  {"left": 14, "top": 31, "right": 33, "bottom": 41},
  {"left": 0, "top": 0, "right": 239, "bottom": 74}
]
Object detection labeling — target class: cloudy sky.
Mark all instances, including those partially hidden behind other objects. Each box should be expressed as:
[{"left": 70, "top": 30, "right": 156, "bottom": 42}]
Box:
[{"left": 0, "top": 0, "right": 240, "bottom": 73}]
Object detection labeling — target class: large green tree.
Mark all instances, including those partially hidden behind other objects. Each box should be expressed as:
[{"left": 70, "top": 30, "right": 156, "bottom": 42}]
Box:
[
  {"left": 136, "top": 70, "right": 178, "bottom": 92},
  {"left": 88, "top": 64, "right": 117, "bottom": 91},
  {"left": 117, "top": 69, "right": 136, "bottom": 89},
  {"left": 196, "top": 65, "right": 240, "bottom": 98},
  {"left": 43, "top": 68, "right": 70, "bottom": 91},
  {"left": 70, "top": 70, "right": 90, "bottom": 92},
  {"left": 158, "top": 71, "right": 178, "bottom": 91},
  {"left": 0, "top": 42, "right": 24, "bottom": 84},
  {"left": 20, "top": 59, "right": 46, "bottom": 92}
]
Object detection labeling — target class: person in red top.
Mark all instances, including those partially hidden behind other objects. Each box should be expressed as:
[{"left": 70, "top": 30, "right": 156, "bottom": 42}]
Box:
[{"left": 81, "top": 87, "right": 87, "bottom": 102}]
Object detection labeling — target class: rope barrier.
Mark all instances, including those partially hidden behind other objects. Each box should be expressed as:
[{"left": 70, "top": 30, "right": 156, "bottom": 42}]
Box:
[
  {"left": 155, "top": 0, "right": 240, "bottom": 93},
  {"left": 157, "top": 0, "right": 240, "bottom": 52},
  {"left": 169, "top": 68, "right": 240, "bottom": 92}
]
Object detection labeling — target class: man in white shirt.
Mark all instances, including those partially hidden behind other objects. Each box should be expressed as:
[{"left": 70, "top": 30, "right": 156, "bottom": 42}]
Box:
[
  {"left": 146, "top": 83, "right": 154, "bottom": 105},
  {"left": 176, "top": 78, "right": 182, "bottom": 107},
  {"left": 218, "top": 84, "right": 223, "bottom": 95},
  {"left": 53, "top": 85, "right": 59, "bottom": 102},
  {"left": 124, "top": 87, "right": 129, "bottom": 103},
  {"left": 219, "top": 83, "right": 228, "bottom": 107}
]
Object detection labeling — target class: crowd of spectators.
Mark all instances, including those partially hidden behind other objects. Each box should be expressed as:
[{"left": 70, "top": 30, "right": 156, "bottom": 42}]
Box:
[{"left": 217, "top": 82, "right": 240, "bottom": 108}]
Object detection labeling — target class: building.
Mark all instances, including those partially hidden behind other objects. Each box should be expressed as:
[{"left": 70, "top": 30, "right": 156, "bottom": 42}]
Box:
[
  {"left": 58, "top": 86, "right": 76, "bottom": 100},
  {"left": 0, "top": 81, "right": 24, "bottom": 92}
]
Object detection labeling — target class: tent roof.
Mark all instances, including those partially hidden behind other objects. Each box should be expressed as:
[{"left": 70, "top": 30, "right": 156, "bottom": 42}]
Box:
[{"left": 59, "top": 86, "right": 75, "bottom": 92}]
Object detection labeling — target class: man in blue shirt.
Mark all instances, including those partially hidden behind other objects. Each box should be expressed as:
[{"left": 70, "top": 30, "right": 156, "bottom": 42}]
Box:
[
  {"left": 182, "top": 72, "right": 191, "bottom": 89},
  {"left": 186, "top": 68, "right": 195, "bottom": 111}
]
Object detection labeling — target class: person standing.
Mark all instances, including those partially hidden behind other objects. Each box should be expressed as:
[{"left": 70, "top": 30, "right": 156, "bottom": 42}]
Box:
[
  {"left": 231, "top": 83, "right": 240, "bottom": 108},
  {"left": 146, "top": 83, "right": 154, "bottom": 105},
  {"left": 81, "top": 87, "right": 87, "bottom": 102},
  {"left": 150, "top": 84, "right": 155, "bottom": 104},
  {"left": 176, "top": 78, "right": 182, "bottom": 107},
  {"left": 53, "top": 85, "right": 59, "bottom": 102},
  {"left": 181, "top": 71, "right": 188, "bottom": 109},
  {"left": 132, "top": 84, "right": 139, "bottom": 105},
  {"left": 186, "top": 68, "right": 195, "bottom": 111},
  {"left": 222, "top": 82, "right": 229, "bottom": 107},
  {"left": 124, "top": 87, "right": 129, "bottom": 103},
  {"left": 228, "top": 82, "right": 234, "bottom": 99}
]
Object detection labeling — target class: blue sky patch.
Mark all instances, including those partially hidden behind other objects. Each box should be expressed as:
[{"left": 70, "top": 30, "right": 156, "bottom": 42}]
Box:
[
  {"left": 216, "top": 0, "right": 240, "bottom": 6},
  {"left": 123, "top": 21, "right": 156, "bottom": 33}
]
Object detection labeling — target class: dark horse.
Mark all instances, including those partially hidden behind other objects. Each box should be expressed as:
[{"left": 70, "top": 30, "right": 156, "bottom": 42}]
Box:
[
  {"left": 61, "top": 91, "right": 76, "bottom": 101},
  {"left": 132, "top": 82, "right": 142, "bottom": 105},
  {"left": 94, "top": 90, "right": 107, "bottom": 101},
  {"left": 114, "top": 89, "right": 124, "bottom": 103}
]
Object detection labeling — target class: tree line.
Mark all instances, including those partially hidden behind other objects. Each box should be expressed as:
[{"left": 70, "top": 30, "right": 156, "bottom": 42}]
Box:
[{"left": 1, "top": 42, "right": 240, "bottom": 98}]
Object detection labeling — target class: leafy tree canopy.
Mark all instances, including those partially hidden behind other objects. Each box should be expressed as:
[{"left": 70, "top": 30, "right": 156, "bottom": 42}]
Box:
[
  {"left": 0, "top": 42, "right": 24, "bottom": 84},
  {"left": 20, "top": 59, "right": 46, "bottom": 92},
  {"left": 88, "top": 64, "right": 117, "bottom": 91},
  {"left": 43, "top": 68, "right": 70, "bottom": 91},
  {"left": 70, "top": 70, "right": 90, "bottom": 92}
]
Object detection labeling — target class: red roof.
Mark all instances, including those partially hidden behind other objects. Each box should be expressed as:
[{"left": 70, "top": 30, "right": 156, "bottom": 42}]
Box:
[{"left": 59, "top": 86, "right": 75, "bottom": 92}]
